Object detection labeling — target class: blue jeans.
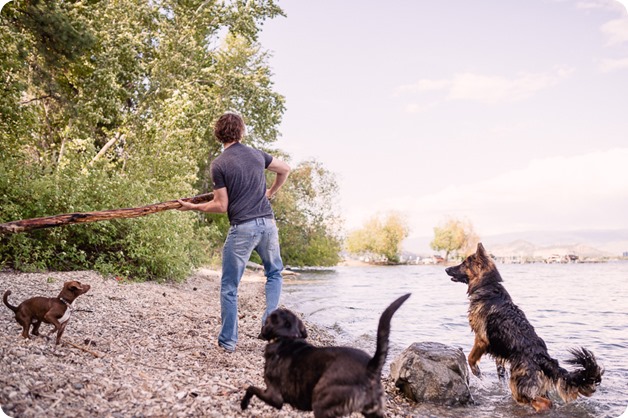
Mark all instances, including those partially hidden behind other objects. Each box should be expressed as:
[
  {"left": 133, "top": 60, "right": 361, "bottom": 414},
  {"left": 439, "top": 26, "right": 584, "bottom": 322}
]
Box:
[{"left": 218, "top": 217, "right": 283, "bottom": 351}]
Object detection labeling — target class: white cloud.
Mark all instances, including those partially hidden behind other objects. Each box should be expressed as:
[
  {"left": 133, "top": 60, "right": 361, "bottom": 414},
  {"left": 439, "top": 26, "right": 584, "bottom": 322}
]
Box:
[
  {"left": 351, "top": 149, "right": 628, "bottom": 237},
  {"left": 398, "top": 68, "right": 573, "bottom": 107},
  {"left": 447, "top": 72, "right": 562, "bottom": 103},
  {"left": 599, "top": 56, "right": 628, "bottom": 71},
  {"left": 589, "top": 2, "right": 628, "bottom": 70},
  {"left": 615, "top": 0, "right": 628, "bottom": 14},
  {"left": 576, "top": 0, "right": 608, "bottom": 10},
  {"left": 576, "top": 0, "right": 628, "bottom": 14},
  {"left": 404, "top": 102, "right": 439, "bottom": 113},
  {"left": 396, "top": 79, "right": 450, "bottom": 94},
  {"left": 601, "top": 16, "right": 628, "bottom": 45}
]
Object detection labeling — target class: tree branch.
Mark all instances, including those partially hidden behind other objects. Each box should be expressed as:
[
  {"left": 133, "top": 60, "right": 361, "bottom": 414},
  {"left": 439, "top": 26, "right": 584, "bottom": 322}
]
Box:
[
  {"left": 90, "top": 133, "right": 125, "bottom": 166},
  {"left": 0, "top": 193, "right": 214, "bottom": 234},
  {"left": 19, "top": 95, "right": 53, "bottom": 105}
]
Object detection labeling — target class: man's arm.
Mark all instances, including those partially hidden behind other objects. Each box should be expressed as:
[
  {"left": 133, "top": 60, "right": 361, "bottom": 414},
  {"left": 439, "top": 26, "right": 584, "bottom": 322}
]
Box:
[
  {"left": 266, "top": 157, "right": 291, "bottom": 199},
  {"left": 177, "top": 187, "right": 228, "bottom": 213}
]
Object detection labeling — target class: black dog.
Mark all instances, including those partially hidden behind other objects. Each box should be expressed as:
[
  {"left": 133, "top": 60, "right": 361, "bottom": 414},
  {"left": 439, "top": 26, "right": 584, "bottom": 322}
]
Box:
[
  {"left": 241, "top": 293, "right": 411, "bottom": 417},
  {"left": 446, "top": 243, "right": 602, "bottom": 412}
]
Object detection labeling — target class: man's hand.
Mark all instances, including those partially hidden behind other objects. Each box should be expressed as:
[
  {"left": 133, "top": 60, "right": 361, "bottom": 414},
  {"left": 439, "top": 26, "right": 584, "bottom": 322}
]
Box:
[
  {"left": 177, "top": 199, "right": 195, "bottom": 211},
  {"left": 266, "top": 189, "right": 275, "bottom": 200}
]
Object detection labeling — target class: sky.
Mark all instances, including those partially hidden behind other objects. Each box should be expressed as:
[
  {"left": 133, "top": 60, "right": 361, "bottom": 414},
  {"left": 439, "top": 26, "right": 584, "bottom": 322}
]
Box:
[
  {"left": 1, "top": 0, "right": 626, "bottom": 248},
  {"left": 257, "top": 0, "right": 628, "bottom": 247}
]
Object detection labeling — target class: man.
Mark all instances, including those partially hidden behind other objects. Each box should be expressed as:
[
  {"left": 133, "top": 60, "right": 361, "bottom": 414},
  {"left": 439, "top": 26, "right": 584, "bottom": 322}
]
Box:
[{"left": 178, "top": 112, "right": 290, "bottom": 353}]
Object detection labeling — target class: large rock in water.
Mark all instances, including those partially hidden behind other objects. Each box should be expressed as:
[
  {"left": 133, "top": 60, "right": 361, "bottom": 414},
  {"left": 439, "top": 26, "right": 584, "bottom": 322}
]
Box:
[{"left": 390, "top": 341, "right": 473, "bottom": 406}]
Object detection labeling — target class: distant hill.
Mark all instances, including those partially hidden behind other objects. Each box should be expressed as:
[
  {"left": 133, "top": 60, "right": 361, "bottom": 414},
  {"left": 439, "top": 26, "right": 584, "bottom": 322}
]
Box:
[
  {"left": 487, "top": 239, "right": 611, "bottom": 258},
  {"left": 403, "top": 229, "right": 628, "bottom": 257}
]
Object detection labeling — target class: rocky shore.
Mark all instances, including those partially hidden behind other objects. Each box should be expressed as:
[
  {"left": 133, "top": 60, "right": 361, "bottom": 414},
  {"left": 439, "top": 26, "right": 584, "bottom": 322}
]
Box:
[{"left": 0, "top": 269, "right": 420, "bottom": 418}]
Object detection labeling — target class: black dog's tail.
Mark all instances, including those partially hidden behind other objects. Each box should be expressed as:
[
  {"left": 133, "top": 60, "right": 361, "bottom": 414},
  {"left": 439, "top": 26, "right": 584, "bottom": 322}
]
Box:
[
  {"left": 3, "top": 290, "right": 18, "bottom": 313},
  {"left": 367, "top": 293, "right": 411, "bottom": 376},
  {"left": 538, "top": 347, "right": 603, "bottom": 403}
]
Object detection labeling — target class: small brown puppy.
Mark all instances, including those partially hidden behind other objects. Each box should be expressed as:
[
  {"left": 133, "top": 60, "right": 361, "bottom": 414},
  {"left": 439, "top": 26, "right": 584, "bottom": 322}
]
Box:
[
  {"left": 3, "top": 280, "right": 91, "bottom": 345},
  {"left": 241, "top": 293, "right": 410, "bottom": 418}
]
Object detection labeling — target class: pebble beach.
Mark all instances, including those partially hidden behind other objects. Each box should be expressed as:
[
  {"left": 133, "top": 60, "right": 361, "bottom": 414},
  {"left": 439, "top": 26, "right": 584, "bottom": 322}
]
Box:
[{"left": 0, "top": 269, "right": 417, "bottom": 418}]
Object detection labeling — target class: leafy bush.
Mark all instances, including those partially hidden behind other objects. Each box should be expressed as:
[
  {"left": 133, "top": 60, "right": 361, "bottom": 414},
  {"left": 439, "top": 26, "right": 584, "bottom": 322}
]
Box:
[
  {"left": 0, "top": 160, "right": 214, "bottom": 280},
  {"left": 0, "top": 1, "right": 344, "bottom": 278},
  {"left": 0, "top": 0, "right": 285, "bottom": 280}
]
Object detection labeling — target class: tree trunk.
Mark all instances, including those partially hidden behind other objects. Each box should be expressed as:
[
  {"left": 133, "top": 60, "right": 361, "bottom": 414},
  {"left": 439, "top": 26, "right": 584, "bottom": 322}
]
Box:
[{"left": 0, "top": 193, "right": 213, "bottom": 234}]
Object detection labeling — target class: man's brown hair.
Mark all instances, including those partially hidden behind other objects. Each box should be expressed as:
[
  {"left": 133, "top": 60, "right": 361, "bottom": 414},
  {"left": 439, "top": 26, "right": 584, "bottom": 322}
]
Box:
[{"left": 214, "top": 112, "right": 245, "bottom": 144}]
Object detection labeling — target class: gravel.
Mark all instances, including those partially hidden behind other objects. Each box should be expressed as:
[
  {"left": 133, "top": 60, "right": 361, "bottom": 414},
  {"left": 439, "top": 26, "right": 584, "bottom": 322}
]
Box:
[{"left": 0, "top": 268, "right": 421, "bottom": 418}]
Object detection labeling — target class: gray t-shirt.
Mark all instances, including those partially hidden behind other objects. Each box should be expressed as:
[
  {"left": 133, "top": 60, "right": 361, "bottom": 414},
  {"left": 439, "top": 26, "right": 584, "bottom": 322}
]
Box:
[{"left": 210, "top": 142, "right": 274, "bottom": 225}]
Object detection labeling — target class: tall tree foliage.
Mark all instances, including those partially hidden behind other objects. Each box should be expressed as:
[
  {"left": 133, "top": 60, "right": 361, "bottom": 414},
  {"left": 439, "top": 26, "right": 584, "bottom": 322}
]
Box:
[
  {"left": 195, "top": 159, "right": 344, "bottom": 268},
  {"left": 0, "top": 0, "right": 287, "bottom": 280},
  {"left": 273, "top": 160, "right": 343, "bottom": 267},
  {"left": 346, "top": 212, "right": 409, "bottom": 264},
  {"left": 430, "top": 218, "right": 479, "bottom": 262}
]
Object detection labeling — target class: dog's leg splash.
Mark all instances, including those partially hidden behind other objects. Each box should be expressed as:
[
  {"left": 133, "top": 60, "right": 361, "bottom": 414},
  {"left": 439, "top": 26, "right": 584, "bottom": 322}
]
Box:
[{"left": 531, "top": 396, "right": 552, "bottom": 412}]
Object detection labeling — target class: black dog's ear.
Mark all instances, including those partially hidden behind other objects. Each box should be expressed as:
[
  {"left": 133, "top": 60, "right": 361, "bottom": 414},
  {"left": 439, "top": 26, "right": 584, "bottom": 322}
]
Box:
[
  {"left": 297, "top": 318, "right": 307, "bottom": 339},
  {"left": 282, "top": 316, "right": 307, "bottom": 339},
  {"left": 275, "top": 310, "right": 308, "bottom": 339},
  {"left": 262, "top": 309, "right": 308, "bottom": 340}
]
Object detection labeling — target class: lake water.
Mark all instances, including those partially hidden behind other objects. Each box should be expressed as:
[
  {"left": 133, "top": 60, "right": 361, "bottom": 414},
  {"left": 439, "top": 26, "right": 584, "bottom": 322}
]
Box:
[{"left": 281, "top": 262, "right": 628, "bottom": 418}]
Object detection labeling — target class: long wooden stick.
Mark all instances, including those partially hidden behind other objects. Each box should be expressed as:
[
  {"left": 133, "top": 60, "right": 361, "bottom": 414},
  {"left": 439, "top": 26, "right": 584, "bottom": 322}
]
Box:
[{"left": 0, "top": 193, "right": 213, "bottom": 234}]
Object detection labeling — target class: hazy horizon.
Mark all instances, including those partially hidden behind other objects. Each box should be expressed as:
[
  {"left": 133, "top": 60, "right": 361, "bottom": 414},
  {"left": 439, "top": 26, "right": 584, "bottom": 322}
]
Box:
[{"left": 402, "top": 226, "right": 628, "bottom": 256}]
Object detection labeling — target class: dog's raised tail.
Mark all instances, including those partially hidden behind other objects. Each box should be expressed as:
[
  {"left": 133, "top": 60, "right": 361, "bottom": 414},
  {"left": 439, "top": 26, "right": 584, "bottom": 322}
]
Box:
[
  {"left": 559, "top": 347, "right": 603, "bottom": 401},
  {"left": 367, "top": 293, "right": 411, "bottom": 376},
  {"left": 3, "top": 290, "right": 18, "bottom": 313},
  {"left": 539, "top": 347, "right": 603, "bottom": 403}
]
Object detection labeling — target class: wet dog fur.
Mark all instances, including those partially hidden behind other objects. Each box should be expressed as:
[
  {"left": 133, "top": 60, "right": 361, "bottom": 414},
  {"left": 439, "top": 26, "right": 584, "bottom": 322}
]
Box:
[
  {"left": 241, "top": 293, "right": 411, "bottom": 418},
  {"left": 446, "top": 243, "right": 602, "bottom": 412}
]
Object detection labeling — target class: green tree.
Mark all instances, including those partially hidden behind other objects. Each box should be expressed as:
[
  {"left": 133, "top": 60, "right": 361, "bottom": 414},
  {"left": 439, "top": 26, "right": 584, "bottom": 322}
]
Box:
[
  {"left": 430, "top": 218, "right": 479, "bottom": 262},
  {"left": 271, "top": 160, "right": 342, "bottom": 267},
  {"left": 346, "top": 212, "right": 409, "bottom": 264},
  {"left": 0, "top": 0, "right": 286, "bottom": 280}
]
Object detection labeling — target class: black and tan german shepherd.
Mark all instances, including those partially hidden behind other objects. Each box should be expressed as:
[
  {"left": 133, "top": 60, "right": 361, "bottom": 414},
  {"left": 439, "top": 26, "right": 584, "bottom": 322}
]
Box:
[{"left": 446, "top": 243, "right": 602, "bottom": 412}]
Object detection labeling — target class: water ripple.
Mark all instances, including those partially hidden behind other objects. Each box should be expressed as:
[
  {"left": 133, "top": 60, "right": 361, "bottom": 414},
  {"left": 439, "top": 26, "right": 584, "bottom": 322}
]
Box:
[{"left": 283, "top": 262, "right": 628, "bottom": 418}]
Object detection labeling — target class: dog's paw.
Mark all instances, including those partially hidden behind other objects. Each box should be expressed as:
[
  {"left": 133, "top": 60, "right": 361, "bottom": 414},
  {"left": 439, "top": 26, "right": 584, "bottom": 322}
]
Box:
[
  {"left": 470, "top": 364, "right": 482, "bottom": 378},
  {"left": 241, "top": 396, "right": 250, "bottom": 410}
]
